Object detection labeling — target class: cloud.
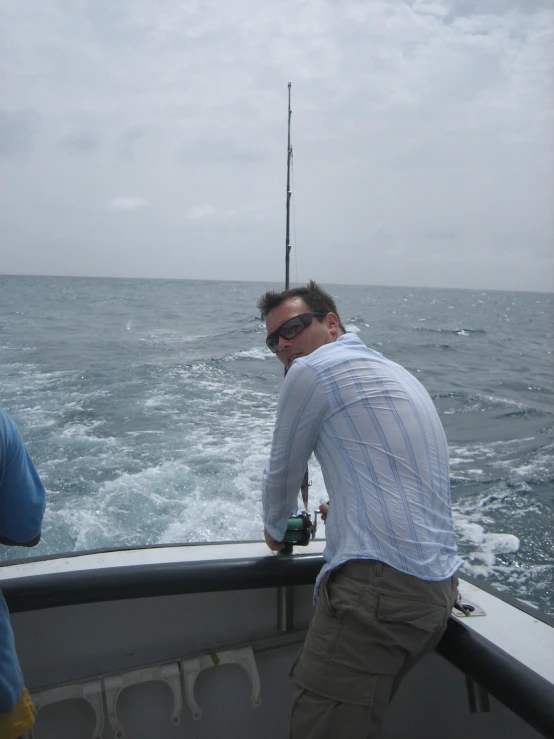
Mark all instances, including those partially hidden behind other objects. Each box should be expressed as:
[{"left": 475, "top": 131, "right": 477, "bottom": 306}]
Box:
[
  {"left": 0, "top": 0, "right": 552, "bottom": 290},
  {"left": 179, "top": 137, "right": 265, "bottom": 165},
  {"left": 117, "top": 125, "right": 150, "bottom": 160},
  {"left": 0, "top": 109, "right": 39, "bottom": 155},
  {"left": 107, "top": 196, "right": 149, "bottom": 211},
  {"left": 60, "top": 132, "right": 102, "bottom": 153},
  {"left": 184, "top": 202, "right": 266, "bottom": 224},
  {"left": 185, "top": 204, "right": 216, "bottom": 220}
]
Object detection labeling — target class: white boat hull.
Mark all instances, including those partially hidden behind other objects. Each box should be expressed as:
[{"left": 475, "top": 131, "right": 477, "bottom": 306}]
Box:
[{"left": 1, "top": 542, "right": 553, "bottom": 738}]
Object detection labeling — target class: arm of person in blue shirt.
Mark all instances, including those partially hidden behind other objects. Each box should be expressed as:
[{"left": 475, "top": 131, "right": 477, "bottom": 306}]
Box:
[
  {"left": 0, "top": 411, "right": 46, "bottom": 548},
  {"left": 0, "top": 533, "right": 40, "bottom": 547}
]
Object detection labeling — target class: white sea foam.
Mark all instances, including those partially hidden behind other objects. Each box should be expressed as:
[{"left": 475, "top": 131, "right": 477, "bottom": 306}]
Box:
[
  {"left": 510, "top": 448, "right": 553, "bottom": 480},
  {"left": 455, "top": 516, "right": 520, "bottom": 570},
  {"left": 142, "top": 330, "right": 211, "bottom": 344},
  {"left": 481, "top": 533, "right": 520, "bottom": 554},
  {"left": 45, "top": 461, "right": 197, "bottom": 551},
  {"left": 56, "top": 508, "right": 115, "bottom": 553},
  {"left": 144, "top": 392, "right": 177, "bottom": 409},
  {"left": 59, "top": 421, "right": 115, "bottom": 444},
  {"left": 512, "top": 463, "right": 537, "bottom": 477},
  {"left": 456, "top": 520, "right": 486, "bottom": 545},
  {"left": 225, "top": 347, "right": 271, "bottom": 361},
  {"left": 479, "top": 394, "right": 529, "bottom": 409},
  {"left": 449, "top": 439, "right": 529, "bottom": 465},
  {"left": 158, "top": 497, "right": 262, "bottom": 544}
]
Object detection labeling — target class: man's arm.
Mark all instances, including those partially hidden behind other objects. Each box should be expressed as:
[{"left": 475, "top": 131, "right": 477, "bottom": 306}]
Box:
[
  {"left": 0, "top": 411, "right": 46, "bottom": 547},
  {"left": 262, "top": 363, "right": 328, "bottom": 544},
  {"left": 0, "top": 533, "right": 41, "bottom": 547}
]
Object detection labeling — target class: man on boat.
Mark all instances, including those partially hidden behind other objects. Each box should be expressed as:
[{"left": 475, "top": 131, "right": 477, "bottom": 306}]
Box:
[
  {"left": 0, "top": 409, "right": 46, "bottom": 739},
  {"left": 258, "top": 281, "right": 462, "bottom": 738}
]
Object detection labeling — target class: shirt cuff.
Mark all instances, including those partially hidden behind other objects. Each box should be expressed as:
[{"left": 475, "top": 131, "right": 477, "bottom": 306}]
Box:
[{"left": 263, "top": 521, "right": 287, "bottom": 543}]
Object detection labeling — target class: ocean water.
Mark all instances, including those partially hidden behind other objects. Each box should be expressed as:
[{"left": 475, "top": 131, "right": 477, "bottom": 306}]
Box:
[{"left": 1, "top": 275, "right": 552, "bottom": 615}]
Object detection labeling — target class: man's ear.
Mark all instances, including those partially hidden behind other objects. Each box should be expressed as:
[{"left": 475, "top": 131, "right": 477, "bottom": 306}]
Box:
[{"left": 325, "top": 312, "right": 340, "bottom": 337}]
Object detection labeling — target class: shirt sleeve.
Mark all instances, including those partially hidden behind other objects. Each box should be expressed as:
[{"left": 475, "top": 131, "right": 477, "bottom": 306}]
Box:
[
  {"left": 262, "top": 362, "right": 328, "bottom": 541},
  {"left": 0, "top": 412, "right": 46, "bottom": 544}
]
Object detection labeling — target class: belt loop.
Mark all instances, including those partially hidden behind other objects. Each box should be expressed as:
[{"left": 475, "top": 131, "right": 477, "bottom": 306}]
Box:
[{"left": 375, "top": 561, "right": 383, "bottom": 577}]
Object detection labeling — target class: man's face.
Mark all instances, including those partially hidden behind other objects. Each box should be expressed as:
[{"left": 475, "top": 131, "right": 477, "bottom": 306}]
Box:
[{"left": 265, "top": 297, "right": 339, "bottom": 370}]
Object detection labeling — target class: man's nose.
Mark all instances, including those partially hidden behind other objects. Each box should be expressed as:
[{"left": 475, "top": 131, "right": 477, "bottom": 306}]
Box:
[{"left": 276, "top": 334, "right": 290, "bottom": 351}]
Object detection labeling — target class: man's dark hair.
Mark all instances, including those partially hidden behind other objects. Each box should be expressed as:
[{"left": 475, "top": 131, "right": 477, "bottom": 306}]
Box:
[{"left": 257, "top": 280, "right": 346, "bottom": 332}]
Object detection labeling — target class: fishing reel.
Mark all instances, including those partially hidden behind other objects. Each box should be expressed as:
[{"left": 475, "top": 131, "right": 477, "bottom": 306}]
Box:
[{"left": 280, "top": 509, "right": 322, "bottom": 554}]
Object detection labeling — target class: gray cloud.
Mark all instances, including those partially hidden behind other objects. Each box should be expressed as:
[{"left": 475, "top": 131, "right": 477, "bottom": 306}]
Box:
[
  {"left": 107, "top": 196, "right": 149, "bottom": 211},
  {"left": 117, "top": 126, "right": 150, "bottom": 160},
  {"left": 0, "top": 109, "right": 39, "bottom": 155},
  {"left": 1, "top": 0, "right": 552, "bottom": 291},
  {"left": 178, "top": 136, "right": 266, "bottom": 166},
  {"left": 59, "top": 132, "right": 102, "bottom": 153}
]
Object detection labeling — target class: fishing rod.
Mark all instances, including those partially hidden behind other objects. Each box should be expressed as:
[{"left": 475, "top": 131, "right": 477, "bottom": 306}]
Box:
[
  {"left": 285, "top": 81, "right": 292, "bottom": 291},
  {"left": 281, "top": 82, "right": 319, "bottom": 552}
]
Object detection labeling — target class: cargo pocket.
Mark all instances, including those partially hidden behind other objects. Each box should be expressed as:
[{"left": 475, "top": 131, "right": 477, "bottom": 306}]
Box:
[
  {"left": 377, "top": 594, "right": 447, "bottom": 632},
  {"left": 320, "top": 573, "right": 338, "bottom": 616},
  {"left": 302, "top": 575, "right": 343, "bottom": 662}
]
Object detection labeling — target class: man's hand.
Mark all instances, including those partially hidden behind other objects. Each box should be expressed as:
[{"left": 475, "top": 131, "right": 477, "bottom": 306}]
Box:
[
  {"left": 319, "top": 502, "right": 329, "bottom": 522},
  {"left": 264, "top": 527, "right": 284, "bottom": 552}
]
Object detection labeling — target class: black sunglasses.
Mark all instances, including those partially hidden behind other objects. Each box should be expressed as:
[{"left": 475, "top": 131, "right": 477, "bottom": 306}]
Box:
[{"left": 265, "top": 312, "right": 325, "bottom": 353}]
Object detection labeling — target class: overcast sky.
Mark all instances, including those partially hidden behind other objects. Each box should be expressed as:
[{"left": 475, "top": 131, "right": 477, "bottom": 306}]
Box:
[{"left": 1, "top": 0, "right": 553, "bottom": 292}]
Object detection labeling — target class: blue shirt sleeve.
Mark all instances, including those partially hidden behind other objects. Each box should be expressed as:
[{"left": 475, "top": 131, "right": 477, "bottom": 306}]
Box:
[
  {"left": 0, "top": 409, "right": 46, "bottom": 714},
  {"left": 0, "top": 593, "right": 24, "bottom": 713},
  {"left": 0, "top": 410, "right": 46, "bottom": 544},
  {"left": 262, "top": 362, "right": 329, "bottom": 541}
]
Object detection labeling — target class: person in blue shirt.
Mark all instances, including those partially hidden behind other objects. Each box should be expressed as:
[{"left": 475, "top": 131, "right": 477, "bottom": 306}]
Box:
[
  {"left": 0, "top": 409, "right": 46, "bottom": 739},
  {"left": 258, "top": 281, "right": 461, "bottom": 739}
]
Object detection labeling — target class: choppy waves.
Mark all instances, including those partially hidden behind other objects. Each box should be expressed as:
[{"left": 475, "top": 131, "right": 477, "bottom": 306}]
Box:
[{"left": 1, "top": 276, "right": 552, "bottom": 614}]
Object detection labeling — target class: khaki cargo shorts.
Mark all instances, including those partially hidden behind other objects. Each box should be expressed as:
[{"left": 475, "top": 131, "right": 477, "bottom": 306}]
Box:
[{"left": 290, "top": 560, "right": 459, "bottom": 737}]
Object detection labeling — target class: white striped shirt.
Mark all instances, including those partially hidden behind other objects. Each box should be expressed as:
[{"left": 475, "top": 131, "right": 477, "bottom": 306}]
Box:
[{"left": 262, "top": 333, "right": 462, "bottom": 595}]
